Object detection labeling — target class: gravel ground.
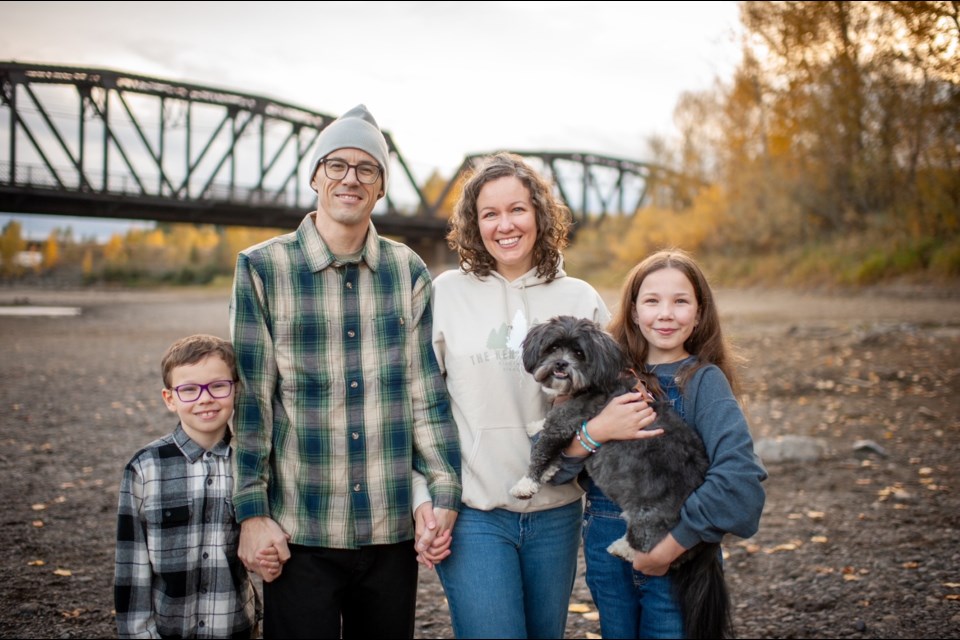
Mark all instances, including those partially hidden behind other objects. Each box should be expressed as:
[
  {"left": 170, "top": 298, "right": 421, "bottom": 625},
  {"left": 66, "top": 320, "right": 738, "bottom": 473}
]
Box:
[{"left": 1, "top": 283, "right": 958, "bottom": 639}]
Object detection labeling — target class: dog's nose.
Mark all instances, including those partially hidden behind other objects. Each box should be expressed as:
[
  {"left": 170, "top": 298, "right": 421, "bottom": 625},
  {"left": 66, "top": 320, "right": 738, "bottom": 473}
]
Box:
[{"left": 554, "top": 360, "right": 568, "bottom": 371}]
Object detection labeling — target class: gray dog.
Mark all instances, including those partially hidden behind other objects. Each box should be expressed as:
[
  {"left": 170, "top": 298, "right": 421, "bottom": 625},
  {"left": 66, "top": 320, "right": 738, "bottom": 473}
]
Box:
[{"left": 509, "top": 315, "right": 732, "bottom": 639}]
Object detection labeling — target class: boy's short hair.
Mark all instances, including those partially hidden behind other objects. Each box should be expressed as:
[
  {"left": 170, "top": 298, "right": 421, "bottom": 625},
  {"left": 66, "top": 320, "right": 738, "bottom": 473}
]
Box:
[{"left": 161, "top": 334, "right": 237, "bottom": 389}]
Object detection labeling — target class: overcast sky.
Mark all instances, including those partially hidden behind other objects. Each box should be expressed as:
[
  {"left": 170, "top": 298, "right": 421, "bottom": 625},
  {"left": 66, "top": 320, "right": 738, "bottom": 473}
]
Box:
[{"left": 1, "top": 0, "right": 743, "bottom": 238}]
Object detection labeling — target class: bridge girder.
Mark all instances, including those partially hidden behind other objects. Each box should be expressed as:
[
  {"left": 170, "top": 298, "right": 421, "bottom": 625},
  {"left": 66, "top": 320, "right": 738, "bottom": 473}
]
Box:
[{"left": 1, "top": 61, "right": 686, "bottom": 242}]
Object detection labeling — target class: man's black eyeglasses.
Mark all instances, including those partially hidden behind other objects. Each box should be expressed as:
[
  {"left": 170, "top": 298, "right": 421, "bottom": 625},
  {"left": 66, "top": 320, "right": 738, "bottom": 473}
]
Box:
[{"left": 320, "top": 159, "right": 382, "bottom": 184}]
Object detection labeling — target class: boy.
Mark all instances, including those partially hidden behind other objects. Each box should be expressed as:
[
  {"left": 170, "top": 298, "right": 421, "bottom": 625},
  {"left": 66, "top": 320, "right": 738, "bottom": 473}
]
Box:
[{"left": 114, "top": 334, "right": 271, "bottom": 638}]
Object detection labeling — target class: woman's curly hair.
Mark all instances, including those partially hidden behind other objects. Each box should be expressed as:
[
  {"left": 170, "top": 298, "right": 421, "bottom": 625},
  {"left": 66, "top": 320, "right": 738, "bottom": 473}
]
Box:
[{"left": 447, "top": 152, "right": 570, "bottom": 281}]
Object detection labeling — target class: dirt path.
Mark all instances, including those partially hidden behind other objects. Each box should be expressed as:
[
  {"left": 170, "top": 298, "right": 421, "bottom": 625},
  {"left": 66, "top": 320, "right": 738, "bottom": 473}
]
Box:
[{"left": 1, "top": 284, "right": 958, "bottom": 639}]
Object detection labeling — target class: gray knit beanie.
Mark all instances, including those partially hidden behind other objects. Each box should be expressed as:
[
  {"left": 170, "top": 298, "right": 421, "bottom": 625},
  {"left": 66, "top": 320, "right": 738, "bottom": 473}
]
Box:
[{"left": 308, "top": 104, "right": 389, "bottom": 192}]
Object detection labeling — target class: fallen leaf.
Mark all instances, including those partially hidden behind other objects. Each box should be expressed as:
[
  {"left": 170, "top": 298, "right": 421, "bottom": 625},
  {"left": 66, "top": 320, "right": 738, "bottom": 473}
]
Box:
[
  {"left": 587, "top": 633, "right": 602, "bottom": 640},
  {"left": 946, "top": 595, "right": 960, "bottom": 601},
  {"left": 30, "top": 503, "right": 46, "bottom": 511},
  {"left": 902, "top": 561, "right": 919, "bottom": 569},
  {"left": 27, "top": 559, "right": 46, "bottom": 566},
  {"left": 843, "top": 574, "right": 861, "bottom": 581},
  {"left": 918, "top": 467, "right": 933, "bottom": 476},
  {"left": 943, "top": 582, "right": 960, "bottom": 588},
  {"left": 54, "top": 496, "right": 66, "bottom": 504},
  {"left": 807, "top": 511, "right": 825, "bottom": 520},
  {"left": 568, "top": 603, "right": 591, "bottom": 613},
  {"left": 582, "top": 611, "right": 600, "bottom": 621},
  {"left": 53, "top": 568, "right": 72, "bottom": 576},
  {"left": 765, "top": 541, "right": 801, "bottom": 553},
  {"left": 811, "top": 535, "right": 828, "bottom": 543},
  {"left": 61, "top": 608, "right": 84, "bottom": 619},
  {"left": 32, "top": 520, "right": 44, "bottom": 528}
]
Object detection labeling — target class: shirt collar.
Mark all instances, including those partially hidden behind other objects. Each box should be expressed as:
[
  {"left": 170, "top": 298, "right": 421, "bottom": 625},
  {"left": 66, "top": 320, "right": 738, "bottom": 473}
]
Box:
[
  {"left": 172, "top": 423, "right": 231, "bottom": 463},
  {"left": 297, "top": 213, "right": 381, "bottom": 273}
]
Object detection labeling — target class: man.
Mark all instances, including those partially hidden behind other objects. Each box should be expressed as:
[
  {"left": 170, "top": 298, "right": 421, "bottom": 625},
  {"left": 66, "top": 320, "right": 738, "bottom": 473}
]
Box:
[{"left": 229, "top": 104, "right": 461, "bottom": 639}]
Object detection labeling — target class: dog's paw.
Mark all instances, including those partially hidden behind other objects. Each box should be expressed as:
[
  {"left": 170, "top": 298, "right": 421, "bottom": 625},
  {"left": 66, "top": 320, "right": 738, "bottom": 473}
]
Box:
[
  {"left": 607, "top": 537, "right": 636, "bottom": 562},
  {"left": 510, "top": 476, "right": 541, "bottom": 500},
  {"left": 541, "top": 462, "right": 560, "bottom": 483}
]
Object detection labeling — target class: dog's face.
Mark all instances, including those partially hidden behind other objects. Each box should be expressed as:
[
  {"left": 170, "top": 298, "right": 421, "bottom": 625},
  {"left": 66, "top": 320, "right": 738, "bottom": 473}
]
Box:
[{"left": 521, "top": 316, "right": 627, "bottom": 396}]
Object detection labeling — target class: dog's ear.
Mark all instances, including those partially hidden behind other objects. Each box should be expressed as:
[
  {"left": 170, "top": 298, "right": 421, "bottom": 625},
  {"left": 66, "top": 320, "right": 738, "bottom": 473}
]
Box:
[
  {"left": 520, "top": 320, "right": 552, "bottom": 374},
  {"left": 584, "top": 326, "right": 629, "bottom": 387}
]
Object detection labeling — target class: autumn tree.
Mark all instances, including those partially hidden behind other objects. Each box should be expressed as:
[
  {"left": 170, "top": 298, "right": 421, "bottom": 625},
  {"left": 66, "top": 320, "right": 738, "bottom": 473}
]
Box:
[
  {"left": 0, "top": 220, "right": 25, "bottom": 276},
  {"left": 42, "top": 230, "right": 60, "bottom": 271},
  {"left": 666, "top": 0, "right": 958, "bottom": 252}
]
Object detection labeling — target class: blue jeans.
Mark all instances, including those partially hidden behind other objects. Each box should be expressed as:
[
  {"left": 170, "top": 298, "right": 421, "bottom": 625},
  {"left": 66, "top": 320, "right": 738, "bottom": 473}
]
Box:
[
  {"left": 436, "top": 500, "right": 582, "bottom": 639},
  {"left": 582, "top": 485, "right": 685, "bottom": 639}
]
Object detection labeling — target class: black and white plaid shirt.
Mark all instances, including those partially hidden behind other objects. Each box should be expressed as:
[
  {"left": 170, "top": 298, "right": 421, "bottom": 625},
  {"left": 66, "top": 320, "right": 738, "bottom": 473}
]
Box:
[{"left": 114, "top": 424, "right": 257, "bottom": 638}]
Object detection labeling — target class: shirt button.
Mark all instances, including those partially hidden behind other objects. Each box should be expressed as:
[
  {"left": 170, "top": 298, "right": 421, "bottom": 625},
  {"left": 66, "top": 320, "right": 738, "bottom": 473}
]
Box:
[
  {"left": 353, "top": 484, "right": 361, "bottom": 492},
  {"left": 347, "top": 329, "right": 356, "bottom": 338},
  {"left": 199, "top": 621, "right": 205, "bottom": 628},
  {"left": 350, "top": 381, "right": 358, "bottom": 389},
  {"left": 351, "top": 432, "right": 359, "bottom": 440},
  {"left": 202, "top": 552, "right": 209, "bottom": 559},
  {"left": 206, "top": 478, "right": 213, "bottom": 486},
  {"left": 346, "top": 281, "right": 353, "bottom": 289}
]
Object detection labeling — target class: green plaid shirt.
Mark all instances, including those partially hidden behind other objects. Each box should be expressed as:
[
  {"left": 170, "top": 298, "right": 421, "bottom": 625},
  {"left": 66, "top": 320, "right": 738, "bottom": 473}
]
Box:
[{"left": 229, "top": 213, "right": 461, "bottom": 548}]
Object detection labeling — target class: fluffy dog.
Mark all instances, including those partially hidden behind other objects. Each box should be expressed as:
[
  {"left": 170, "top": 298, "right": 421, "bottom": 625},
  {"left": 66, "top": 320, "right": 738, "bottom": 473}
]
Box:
[{"left": 509, "top": 315, "right": 732, "bottom": 639}]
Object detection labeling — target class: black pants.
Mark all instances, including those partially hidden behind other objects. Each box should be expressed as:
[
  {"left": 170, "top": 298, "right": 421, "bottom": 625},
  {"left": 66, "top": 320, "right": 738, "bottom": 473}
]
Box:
[{"left": 262, "top": 541, "right": 418, "bottom": 639}]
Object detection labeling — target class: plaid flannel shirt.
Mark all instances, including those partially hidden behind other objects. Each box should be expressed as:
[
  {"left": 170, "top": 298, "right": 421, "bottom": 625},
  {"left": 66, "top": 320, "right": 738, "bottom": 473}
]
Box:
[
  {"left": 229, "top": 214, "right": 461, "bottom": 548},
  {"left": 114, "top": 425, "right": 257, "bottom": 639}
]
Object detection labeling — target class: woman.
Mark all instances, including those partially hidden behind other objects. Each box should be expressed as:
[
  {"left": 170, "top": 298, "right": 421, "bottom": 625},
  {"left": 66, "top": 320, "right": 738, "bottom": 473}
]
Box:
[{"left": 416, "top": 152, "right": 656, "bottom": 639}]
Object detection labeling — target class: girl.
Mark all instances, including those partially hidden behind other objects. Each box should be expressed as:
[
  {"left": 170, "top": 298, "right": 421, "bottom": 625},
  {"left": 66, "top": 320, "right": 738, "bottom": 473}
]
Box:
[{"left": 567, "top": 248, "right": 767, "bottom": 639}]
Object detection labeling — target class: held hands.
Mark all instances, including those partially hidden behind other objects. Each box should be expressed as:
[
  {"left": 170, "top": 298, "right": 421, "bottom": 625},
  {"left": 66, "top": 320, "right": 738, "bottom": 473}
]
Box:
[
  {"left": 414, "top": 502, "right": 458, "bottom": 569},
  {"left": 239, "top": 516, "right": 291, "bottom": 583},
  {"left": 632, "top": 533, "right": 686, "bottom": 576}
]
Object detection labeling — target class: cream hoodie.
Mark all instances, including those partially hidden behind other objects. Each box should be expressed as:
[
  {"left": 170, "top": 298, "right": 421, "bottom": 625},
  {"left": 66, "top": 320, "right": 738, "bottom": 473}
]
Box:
[{"left": 418, "top": 263, "right": 610, "bottom": 512}]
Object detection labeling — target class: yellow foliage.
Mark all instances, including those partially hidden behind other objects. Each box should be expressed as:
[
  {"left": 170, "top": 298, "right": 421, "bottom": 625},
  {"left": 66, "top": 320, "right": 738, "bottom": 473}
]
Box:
[
  {"left": 102, "top": 234, "right": 126, "bottom": 265},
  {"left": 421, "top": 170, "right": 464, "bottom": 219},
  {"left": 614, "top": 185, "right": 731, "bottom": 266},
  {"left": 81, "top": 248, "right": 94, "bottom": 276},
  {"left": 42, "top": 233, "right": 59, "bottom": 270}
]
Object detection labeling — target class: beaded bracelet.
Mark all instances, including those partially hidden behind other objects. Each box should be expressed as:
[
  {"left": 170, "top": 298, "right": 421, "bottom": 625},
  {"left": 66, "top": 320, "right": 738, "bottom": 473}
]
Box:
[
  {"left": 575, "top": 430, "right": 597, "bottom": 454},
  {"left": 580, "top": 421, "right": 602, "bottom": 449}
]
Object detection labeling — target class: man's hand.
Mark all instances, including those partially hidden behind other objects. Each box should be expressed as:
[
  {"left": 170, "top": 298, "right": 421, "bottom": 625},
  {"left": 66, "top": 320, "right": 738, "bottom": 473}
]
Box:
[
  {"left": 239, "top": 516, "right": 291, "bottom": 582},
  {"left": 414, "top": 502, "right": 459, "bottom": 569}
]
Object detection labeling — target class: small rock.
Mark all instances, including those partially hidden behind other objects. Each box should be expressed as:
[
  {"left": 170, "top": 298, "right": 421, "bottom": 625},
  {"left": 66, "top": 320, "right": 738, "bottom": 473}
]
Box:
[
  {"left": 755, "top": 435, "right": 828, "bottom": 463},
  {"left": 852, "top": 439, "right": 889, "bottom": 458}
]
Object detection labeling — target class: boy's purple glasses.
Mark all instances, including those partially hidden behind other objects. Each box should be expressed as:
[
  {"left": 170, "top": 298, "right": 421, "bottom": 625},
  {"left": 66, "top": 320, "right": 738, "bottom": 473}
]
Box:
[{"left": 171, "top": 380, "right": 235, "bottom": 402}]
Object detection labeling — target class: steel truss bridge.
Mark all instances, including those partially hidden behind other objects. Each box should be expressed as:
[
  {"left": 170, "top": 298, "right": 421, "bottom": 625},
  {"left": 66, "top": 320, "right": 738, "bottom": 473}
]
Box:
[{"left": 1, "top": 62, "right": 688, "bottom": 251}]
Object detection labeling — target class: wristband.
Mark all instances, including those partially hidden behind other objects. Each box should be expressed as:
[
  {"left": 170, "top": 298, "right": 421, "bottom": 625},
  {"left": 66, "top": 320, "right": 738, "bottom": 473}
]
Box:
[{"left": 580, "top": 421, "right": 601, "bottom": 449}]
